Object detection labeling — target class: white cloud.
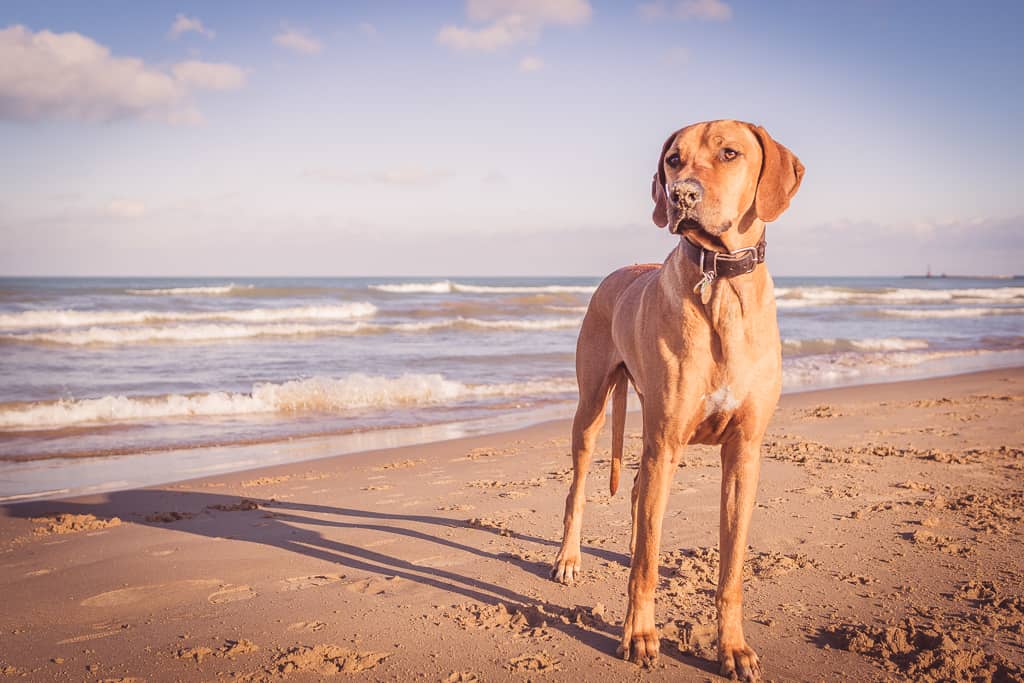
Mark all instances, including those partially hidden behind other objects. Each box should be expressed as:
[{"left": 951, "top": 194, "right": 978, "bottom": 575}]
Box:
[
  {"left": 519, "top": 55, "right": 544, "bottom": 72},
  {"left": 273, "top": 26, "right": 322, "bottom": 55},
  {"left": 168, "top": 14, "right": 215, "bottom": 40},
  {"left": 640, "top": 0, "right": 733, "bottom": 21},
  {"left": 106, "top": 200, "right": 146, "bottom": 219},
  {"left": 303, "top": 166, "right": 454, "bottom": 186},
  {"left": 358, "top": 22, "right": 378, "bottom": 38},
  {"left": 172, "top": 61, "right": 246, "bottom": 90},
  {"left": 438, "top": 0, "right": 591, "bottom": 51},
  {"left": 0, "top": 25, "right": 246, "bottom": 124}
]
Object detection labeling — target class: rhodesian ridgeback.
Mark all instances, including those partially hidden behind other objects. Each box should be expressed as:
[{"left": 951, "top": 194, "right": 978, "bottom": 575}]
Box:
[{"left": 551, "top": 120, "right": 804, "bottom": 681}]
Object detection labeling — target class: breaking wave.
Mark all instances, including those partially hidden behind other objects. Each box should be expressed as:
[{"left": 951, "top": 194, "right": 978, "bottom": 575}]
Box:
[
  {"left": 774, "top": 285, "right": 1024, "bottom": 306},
  {"left": 126, "top": 283, "right": 255, "bottom": 296},
  {"left": 0, "top": 303, "right": 379, "bottom": 330},
  {"left": 877, "top": 307, "right": 1024, "bottom": 319},
  {"left": 1, "top": 316, "right": 583, "bottom": 346},
  {"left": 783, "top": 337, "right": 930, "bottom": 355},
  {"left": 369, "top": 280, "right": 596, "bottom": 294},
  {"left": 0, "top": 373, "right": 579, "bottom": 430}
]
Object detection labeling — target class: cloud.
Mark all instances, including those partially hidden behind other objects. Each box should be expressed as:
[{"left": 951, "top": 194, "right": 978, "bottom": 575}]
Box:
[
  {"left": 273, "top": 26, "right": 322, "bottom": 55},
  {"left": 358, "top": 22, "right": 378, "bottom": 38},
  {"left": 168, "top": 14, "right": 215, "bottom": 40},
  {"left": 0, "top": 25, "right": 246, "bottom": 124},
  {"left": 105, "top": 200, "right": 146, "bottom": 219},
  {"left": 640, "top": 0, "right": 733, "bottom": 21},
  {"left": 438, "top": 0, "right": 591, "bottom": 51},
  {"left": 303, "top": 166, "right": 455, "bottom": 186},
  {"left": 519, "top": 55, "right": 544, "bottom": 72},
  {"left": 172, "top": 61, "right": 247, "bottom": 90}
]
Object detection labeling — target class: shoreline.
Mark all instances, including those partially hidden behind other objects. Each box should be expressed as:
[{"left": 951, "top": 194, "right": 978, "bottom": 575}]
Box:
[
  {"left": 2, "top": 364, "right": 1022, "bottom": 504},
  {"left": 0, "top": 365, "right": 1020, "bottom": 681}
]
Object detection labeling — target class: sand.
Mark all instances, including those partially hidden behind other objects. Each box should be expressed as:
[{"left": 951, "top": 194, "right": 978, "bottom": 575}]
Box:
[{"left": 0, "top": 368, "right": 1021, "bottom": 682}]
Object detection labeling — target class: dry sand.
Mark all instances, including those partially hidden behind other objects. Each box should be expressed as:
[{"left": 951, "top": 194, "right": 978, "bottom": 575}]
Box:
[{"left": 1, "top": 368, "right": 1022, "bottom": 682}]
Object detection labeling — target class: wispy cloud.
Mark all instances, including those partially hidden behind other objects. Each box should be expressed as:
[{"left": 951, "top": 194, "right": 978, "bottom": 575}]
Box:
[
  {"left": 438, "top": 0, "right": 591, "bottom": 51},
  {"left": 519, "top": 55, "right": 544, "bottom": 72},
  {"left": 358, "top": 22, "right": 378, "bottom": 38},
  {"left": 105, "top": 200, "right": 146, "bottom": 219},
  {"left": 640, "top": 0, "right": 733, "bottom": 21},
  {"left": 303, "top": 166, "right": 455, "bottom": 187},
  {"left": 171, "top": 61, "right": 246, "bottom": 90},
  {"left": 168, "top": 14, "right": 215, "bottom": 40},
  {"left": 0, "top": 25, "right": 246, "bottom": 124},
  {"left": 273, "top": 26, "right": 322, "bottom": 55}
]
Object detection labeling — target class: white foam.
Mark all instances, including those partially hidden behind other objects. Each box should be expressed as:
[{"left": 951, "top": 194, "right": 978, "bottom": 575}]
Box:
[
  {"left": 0, "top": 303, "right": 379, "bottom": 330},
  {"left": 0, "top": 373, "right": 579, "bottom": 430},
  {"left": 782, "top": 337, "right": 930, "bottom": 355},
  {"left": 369, "top": 281, "right": 455, "bottom": 294},
  {"left": 126, "top": 283, "right": 254, "bottom": 296},
  {"left": 878, "top": 307, "right": 1024, "bottom": 319},
  {"left": 369, "top": 280, "right": 596, "bottom": 295},
  {"left": 2, "top": 316, "right": 583, "bottom": 345},
  {"left": 774, "top": 285, "right": 1024, "bottom": 306}
]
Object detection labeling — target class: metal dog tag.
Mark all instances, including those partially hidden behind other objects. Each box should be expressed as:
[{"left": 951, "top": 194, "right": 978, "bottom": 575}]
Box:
[{"left": 693, "top": 271, "right": 715, "bottom": 304}]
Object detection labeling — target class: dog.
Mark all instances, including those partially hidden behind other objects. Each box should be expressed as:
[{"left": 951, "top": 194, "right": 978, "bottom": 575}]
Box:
[{"left": 551, "top": 120, "right": 804, "bottom": 681}]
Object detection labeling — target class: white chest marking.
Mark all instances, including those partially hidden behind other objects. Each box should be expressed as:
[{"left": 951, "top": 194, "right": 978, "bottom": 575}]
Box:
[{"left": 703, "top": 386, "right": 740, "bottom": 419}]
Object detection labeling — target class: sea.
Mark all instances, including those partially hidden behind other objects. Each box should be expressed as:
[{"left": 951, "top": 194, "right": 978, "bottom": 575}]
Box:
[{"left": 1, "top": 275, "right": 1022, "bottom": 502}]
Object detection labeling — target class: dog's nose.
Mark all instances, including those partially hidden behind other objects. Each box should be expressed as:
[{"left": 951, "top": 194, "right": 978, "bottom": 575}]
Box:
[{"left": 670, "top": 179, "right": 703, "bottom": 209}]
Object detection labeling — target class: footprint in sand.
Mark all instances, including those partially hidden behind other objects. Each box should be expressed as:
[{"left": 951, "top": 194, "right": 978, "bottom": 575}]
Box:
[
  {"left": 83, "top": 579, "right": 221, "bottom": 608},
  {"left": 278, "top": 574, "right": 345, "bottom": 591},
  {"left": 344, "top": 575, "right": 402, "bottom": 596},
  {"left": 207, "top": 584, "right": 257, "bottom": 604},
  {"left": 287, "top": 620, "right": 328, "bottom": 632}
]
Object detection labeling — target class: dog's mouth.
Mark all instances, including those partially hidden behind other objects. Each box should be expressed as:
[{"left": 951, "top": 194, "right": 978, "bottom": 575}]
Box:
[
  {"left": 671, "top": 214, "right": 732, "bottom": 237},
  {"left": 671, "top": 217, "right": 703, "bottom": 235}
]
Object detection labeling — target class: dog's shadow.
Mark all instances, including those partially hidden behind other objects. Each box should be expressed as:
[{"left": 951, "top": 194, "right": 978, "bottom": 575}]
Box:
[{"left": 4, "top": 488, "right": 718, "bottom": 674}]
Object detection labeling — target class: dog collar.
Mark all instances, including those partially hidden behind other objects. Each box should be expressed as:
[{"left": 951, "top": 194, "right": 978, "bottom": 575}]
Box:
[{"left": 682, "top": 234, "right": 766, "bottom": 301}]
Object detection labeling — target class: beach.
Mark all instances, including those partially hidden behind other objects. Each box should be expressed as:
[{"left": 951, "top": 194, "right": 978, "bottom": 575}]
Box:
[{"left": 1, "top": 367, "right": 1021, "bottom": 681}]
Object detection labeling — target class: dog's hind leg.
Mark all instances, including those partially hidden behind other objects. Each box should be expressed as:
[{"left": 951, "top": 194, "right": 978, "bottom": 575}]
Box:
[{"left": 551, "top": 345, "right": 621, "bottom": 585}]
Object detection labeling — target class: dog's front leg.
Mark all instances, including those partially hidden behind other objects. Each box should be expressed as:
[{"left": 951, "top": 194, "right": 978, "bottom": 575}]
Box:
[
  {"left": 619, "top": 434, "right": 681, "bottom": 666},
  {"left": 716, "top": 436, "right": 763, "bottom": 681}
]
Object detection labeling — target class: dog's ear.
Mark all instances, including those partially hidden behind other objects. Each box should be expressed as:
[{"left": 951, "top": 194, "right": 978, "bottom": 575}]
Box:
[
  {"left": 651, "top": 173, "right": 668, "bottom": 228},
  {"left": 748, "top": 124, "right": 805, "bottom": 223},
  {"left": 651, "top": 129, "right": 680, "bottom": 228}
]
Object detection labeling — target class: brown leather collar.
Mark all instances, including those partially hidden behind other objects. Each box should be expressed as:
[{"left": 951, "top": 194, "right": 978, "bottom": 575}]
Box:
[{"left": 681, "top": 234, "right": 766, "bottom": 279}]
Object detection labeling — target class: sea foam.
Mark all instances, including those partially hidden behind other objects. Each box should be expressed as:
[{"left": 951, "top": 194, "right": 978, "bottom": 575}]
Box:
[
  {"left": 0, "top": 373, "right": 579, "bottom": 430},
  {"left": 0, "top": 303, "right": 379, "bottom": 330}
]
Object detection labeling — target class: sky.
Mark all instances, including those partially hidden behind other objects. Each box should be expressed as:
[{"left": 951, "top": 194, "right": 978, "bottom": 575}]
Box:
[{"left": 1, "top": 0, "right": 1022, "bottom": 277}]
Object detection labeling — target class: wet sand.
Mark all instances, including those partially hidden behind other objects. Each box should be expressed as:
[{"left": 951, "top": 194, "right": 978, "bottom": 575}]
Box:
[{"left": 1, "top": 368, "right": 1022, "bottom": 681}]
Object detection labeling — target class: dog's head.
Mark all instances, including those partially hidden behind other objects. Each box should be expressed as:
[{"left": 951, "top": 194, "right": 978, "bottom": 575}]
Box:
[{"left": 651, "top": 120, "right": 804, "bottom": 239}]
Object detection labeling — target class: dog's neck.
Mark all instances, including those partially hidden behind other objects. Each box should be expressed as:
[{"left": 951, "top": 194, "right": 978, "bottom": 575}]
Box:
[{"left": 660, "top": 218, "right": 773, "bottom": 317}]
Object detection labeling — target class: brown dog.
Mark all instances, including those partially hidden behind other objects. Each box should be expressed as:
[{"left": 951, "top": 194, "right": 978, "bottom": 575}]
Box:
[{"left": 551, "top": 120, "right": 804, "bottom": 681}]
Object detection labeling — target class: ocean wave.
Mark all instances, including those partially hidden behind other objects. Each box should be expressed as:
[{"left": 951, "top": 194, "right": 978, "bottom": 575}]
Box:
[
  {"left": 1, "top": 316, "right": 583, "bottom": 345},
  {"left": 780, "top": 348, "right": 1023, "bottom": 389},
  {"left": 126, "top": 283, "right": 255, "bottom": 296},
  {"left": 0, "top": 303, "right": 379, "bottom": 330},
  {"left": 369, "top": 280, "right": 596, "bottom": 295},
  {"left": 783, "top": 337, "right": 930, "bottom": 355},
  {"left": 878, "top": 307, "right": 1024, "bottom": 319},
  {"left": 774, "top": 285, "right": 1024, "bottom": 306},
  {"left": 0, "top": 373, "right": 579, "bottom": 430}
]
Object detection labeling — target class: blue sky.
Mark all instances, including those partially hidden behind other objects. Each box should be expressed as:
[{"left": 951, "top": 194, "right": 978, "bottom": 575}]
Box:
[{"left": 1, "top": 0, "right": 1022, "bottom": 276}]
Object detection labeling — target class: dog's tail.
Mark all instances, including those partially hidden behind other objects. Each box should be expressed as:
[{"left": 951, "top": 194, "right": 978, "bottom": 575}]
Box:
[{"left": 609, "top": 375, "right": 628, "bottom": 496}]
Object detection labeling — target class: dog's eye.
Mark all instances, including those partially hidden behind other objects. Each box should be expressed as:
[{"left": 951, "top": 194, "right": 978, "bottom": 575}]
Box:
[
  {"left": 666, "top": 153, "right": 681, "bottom": 169},
  {"left": 720, "top": 148, "right": 739, "bottom": 162}
]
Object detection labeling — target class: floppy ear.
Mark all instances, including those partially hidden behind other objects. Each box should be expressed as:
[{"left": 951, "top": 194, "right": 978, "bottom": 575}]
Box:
[
  {"left": 749, "top": 124, "right": 805, "bottom": 222},
  {"left": 651, "top": 173, "right": 668, "bottom": 228},
  {"left": 651, "top": 129, "right": 681, "bottom": 228}
]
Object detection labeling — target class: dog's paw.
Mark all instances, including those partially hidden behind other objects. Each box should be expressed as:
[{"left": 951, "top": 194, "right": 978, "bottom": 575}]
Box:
[
  {"left": 618, "top": 605, "right": 659, "bottom": 667},
  {"left": 719, "top": 642, "right": 761, "bottom": 681},
  {"left": 550, "top": 552, "right": 581, "bottom": 584}
]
